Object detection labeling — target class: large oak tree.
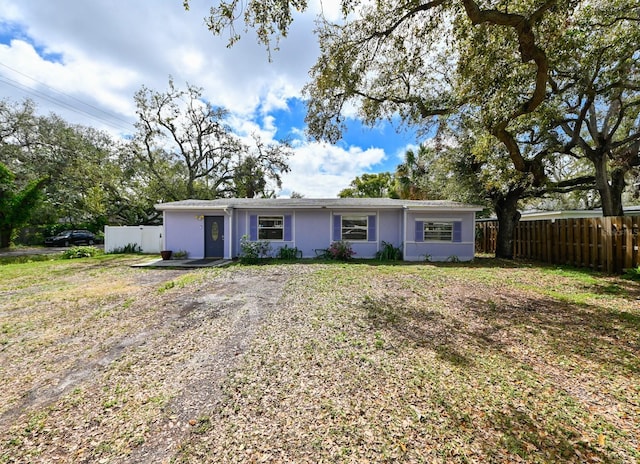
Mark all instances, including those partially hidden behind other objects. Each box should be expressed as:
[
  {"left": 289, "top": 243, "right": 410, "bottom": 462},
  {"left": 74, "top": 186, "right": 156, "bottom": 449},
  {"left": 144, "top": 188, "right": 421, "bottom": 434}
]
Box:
[
  {"left": 188, "top": 0, "right": 638, "bottom": 257},
  {"left": 132, "top": 78, "right": 291, "bottom": 201}
]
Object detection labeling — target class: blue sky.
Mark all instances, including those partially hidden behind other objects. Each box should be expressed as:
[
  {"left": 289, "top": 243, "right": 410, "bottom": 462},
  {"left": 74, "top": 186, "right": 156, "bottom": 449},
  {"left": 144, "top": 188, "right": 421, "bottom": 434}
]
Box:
[{"left": 0, "top": 0, "right": 420, "bottom": 197}]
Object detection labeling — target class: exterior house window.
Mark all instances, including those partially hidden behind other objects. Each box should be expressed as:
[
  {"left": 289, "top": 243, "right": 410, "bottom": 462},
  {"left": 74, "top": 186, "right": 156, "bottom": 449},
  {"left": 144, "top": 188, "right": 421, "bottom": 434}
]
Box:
[
  {"left": 258, "top": 216, "right": 283, "bottom": 240},
  {"left": 424, "top": 222, "right": 453, "bottom": 241},
  {"left": 341, "top": 215, "right": 368, "bottom": 241},
  {"left": 415, "top": 220, "right": 462, "bottom": 242}
]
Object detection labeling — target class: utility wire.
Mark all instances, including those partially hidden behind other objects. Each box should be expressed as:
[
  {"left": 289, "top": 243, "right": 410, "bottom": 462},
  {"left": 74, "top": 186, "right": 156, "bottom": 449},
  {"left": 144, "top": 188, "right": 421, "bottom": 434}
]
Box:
[{"left": 0, "top": 62, "right": 136, "bottom": 133}]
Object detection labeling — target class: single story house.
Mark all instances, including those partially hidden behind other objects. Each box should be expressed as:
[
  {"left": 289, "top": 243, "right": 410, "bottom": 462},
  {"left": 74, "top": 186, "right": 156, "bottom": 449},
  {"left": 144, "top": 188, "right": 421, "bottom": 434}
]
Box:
[{"left": 155, "top": 198, "right": 483, "bottom": 262}]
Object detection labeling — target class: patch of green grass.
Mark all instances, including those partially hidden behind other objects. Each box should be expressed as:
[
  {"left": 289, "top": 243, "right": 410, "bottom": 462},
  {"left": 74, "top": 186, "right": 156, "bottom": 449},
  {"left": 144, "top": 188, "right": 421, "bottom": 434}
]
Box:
[
  {"left": 192, "top": 416, "right": 213, "bottom": 434},
  {"left": 623, "top": 266, "right": 640, "bottom": 280},
  {"left": 61, "top": 246, "right": 102, "bottom": 259},
  {"left": 541, "top": 266, "right": 600, "bottom": 284},
  {"left": 157, "top": 280, "right": 175, "bottom": 293},
  {"left": 157, "top": 271, "right": 212, "bottom": 293},
  {"left": 23, "top": 410, "right": 49, "bottom": 434},
  {"left": 0, "top": 254, "right": 59, "bottom": 266}
]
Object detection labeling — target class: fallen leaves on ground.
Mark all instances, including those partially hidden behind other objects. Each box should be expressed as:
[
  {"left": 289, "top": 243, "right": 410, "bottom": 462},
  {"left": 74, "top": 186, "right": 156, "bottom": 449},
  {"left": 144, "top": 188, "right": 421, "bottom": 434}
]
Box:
[{"left": 0, "top": 257, "right": 638, "bottom": 463}]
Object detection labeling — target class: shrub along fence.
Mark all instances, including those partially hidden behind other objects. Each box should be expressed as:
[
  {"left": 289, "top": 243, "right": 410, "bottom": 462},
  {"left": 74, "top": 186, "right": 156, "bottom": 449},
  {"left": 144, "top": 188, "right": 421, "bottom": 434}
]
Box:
[{"left": 476, "top": 216, "right": 640, "bottom": 273}]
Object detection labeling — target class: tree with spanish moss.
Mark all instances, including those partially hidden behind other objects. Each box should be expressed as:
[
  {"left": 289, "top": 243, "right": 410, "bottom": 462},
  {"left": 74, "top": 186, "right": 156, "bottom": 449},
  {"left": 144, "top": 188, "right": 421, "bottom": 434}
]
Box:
[
  {"left": 133, "top": 78, "right": 291, "bottom": 201},
  {"left": 186, "top": 0, "right": 639, "bottom": 257}
]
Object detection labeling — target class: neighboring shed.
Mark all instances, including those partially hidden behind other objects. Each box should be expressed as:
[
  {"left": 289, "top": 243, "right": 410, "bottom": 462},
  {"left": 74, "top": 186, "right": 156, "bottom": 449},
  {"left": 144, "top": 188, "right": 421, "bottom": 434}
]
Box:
[{"left": 155, "top": 198, "right": 483, "bottom": 262}]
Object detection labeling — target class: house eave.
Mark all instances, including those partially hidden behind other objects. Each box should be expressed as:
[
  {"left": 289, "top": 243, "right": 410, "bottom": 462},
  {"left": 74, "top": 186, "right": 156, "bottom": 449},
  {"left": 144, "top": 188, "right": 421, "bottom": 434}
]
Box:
[{"left": 155, "top": 198, "right": 484, "bottom": 212}]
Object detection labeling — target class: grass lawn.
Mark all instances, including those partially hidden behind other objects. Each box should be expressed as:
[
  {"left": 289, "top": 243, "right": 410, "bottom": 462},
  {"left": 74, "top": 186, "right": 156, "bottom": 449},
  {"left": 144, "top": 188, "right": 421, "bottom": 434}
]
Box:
[{"left": 0, "top": 254, "right": 638, "bottom": 463}]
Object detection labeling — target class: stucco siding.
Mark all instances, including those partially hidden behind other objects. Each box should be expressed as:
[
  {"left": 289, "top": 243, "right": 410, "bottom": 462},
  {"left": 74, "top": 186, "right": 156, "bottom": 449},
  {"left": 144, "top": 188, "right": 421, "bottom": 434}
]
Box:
[
  {"left": 294, "top": 210, "right": 332, "bottom": 257},
  {"left": 164, "top": 210, "right": 207, "bottom": 258},
  {"left": 403, "top": 210, "right": 476, "bottom": 261},
  {"left": 159, "top": 199, "right": 480, "bottom": 262},
  {"left": 378, "top": 209, "right": 404, "bottom": 248}
]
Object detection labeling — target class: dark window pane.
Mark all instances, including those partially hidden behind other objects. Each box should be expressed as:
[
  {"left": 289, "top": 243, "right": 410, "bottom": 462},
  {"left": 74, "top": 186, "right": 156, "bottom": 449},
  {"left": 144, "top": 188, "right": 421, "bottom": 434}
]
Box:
[{"left": 341, "top": 216, "right": 368, "bottom": 241}]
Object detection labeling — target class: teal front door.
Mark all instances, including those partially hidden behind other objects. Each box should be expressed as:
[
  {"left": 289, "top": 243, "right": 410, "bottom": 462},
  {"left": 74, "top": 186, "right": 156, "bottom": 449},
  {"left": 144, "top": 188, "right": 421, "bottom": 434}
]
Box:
[{"left": 204, "top": 216, "right": 224, "bottom": 258}]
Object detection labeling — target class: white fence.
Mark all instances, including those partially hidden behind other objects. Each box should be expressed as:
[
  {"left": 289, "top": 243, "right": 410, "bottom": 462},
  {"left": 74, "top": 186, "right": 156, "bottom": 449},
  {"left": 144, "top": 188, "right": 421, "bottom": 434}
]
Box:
[{"left": 104, "top": 226, "right": 163, "bottom": 254}]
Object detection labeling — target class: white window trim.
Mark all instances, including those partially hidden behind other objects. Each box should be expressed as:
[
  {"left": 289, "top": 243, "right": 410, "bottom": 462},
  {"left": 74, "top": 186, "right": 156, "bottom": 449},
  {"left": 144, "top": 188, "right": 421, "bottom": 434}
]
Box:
[{"left": 415, "top": 217, "right": 462, "bottom": 222}]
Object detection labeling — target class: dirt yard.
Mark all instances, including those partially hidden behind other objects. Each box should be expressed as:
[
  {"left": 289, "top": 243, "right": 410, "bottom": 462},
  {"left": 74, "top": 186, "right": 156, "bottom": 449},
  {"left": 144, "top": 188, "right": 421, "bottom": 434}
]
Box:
[
  {"left": 0, "top": 256, "right": 305, "bottom": 463},
  {"left": 0, "top": 256, "right": 638, "bottom": 463}
]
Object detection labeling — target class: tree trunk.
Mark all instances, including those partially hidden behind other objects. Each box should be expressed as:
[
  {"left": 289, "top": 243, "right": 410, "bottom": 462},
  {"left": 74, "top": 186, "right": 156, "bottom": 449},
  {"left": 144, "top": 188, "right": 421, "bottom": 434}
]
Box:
[
  {"left": 493, "top": 189, "right": 523, "bottom": 260},
  {"left": 0, "top": 225, "right": 12, "bottom": 249},
  {"left": 593, "top": 154, "right": 625, "bottom": 216}
]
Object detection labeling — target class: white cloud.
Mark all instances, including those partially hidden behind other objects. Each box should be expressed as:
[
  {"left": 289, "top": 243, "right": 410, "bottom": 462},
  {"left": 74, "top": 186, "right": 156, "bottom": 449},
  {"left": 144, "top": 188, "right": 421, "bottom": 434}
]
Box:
[
  {"left": 0, "top": 0, "right": 403, "bottom": 198},
  {"left": 0, "top": 0, "right": 317, "bottom": 121},
  {"left": 394, "top": 143, "right": 417, "bottom": 162},
  {"left": 282, "top": 142, "right": 386, "bottom": 197},
  {"left": 0, "top": 39, "right": 138, "bottom": 131}
]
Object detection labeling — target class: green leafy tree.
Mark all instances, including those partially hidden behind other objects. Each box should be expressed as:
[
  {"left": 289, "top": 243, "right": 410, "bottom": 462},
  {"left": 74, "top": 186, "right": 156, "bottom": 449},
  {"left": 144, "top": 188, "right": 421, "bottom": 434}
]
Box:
[
  {"left": 189, "top": 0, "right": 638, "bottom": 257},
  {"left": 36, "top": 122, "right": 129, "bottom": 228},
  {"left": 133, "top": 78, "right": 242, "bottom": 200},
  {"left": 393, "top": 145, "right": 452, "bottom": 200},
  {"left": 233, "top": 155, "right": 266, "bottom": 198},
  {"left": 543, "top": 1, "right": 640, "bottom": 215},
  {"left": 133, "top": 79, "right": 290, "bottom": 201},
  {"left": 0, "top": 99, "right": 39, "bottom": 179},
  {"left": 232, "top": 133, "right": 291, "bottom": 198},
  {"left": 1, "top": 98, "right": 159, "bottom": 236},
  {"left": 0, "top": 163, "right": 45, "bottom": 248},
  {"left": 338, "top": 172, "right": 394, "bottom": 198}
]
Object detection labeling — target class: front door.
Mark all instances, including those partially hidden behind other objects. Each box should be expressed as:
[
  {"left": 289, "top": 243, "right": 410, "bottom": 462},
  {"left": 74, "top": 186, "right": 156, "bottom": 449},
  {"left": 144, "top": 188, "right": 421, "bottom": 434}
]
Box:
[{"left": 204, "top": 216, "right": 225, "bottom": 258}]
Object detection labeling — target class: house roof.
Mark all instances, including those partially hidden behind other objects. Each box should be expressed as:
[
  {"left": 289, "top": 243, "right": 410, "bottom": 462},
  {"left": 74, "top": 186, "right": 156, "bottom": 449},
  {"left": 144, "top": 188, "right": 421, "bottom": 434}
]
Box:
[
  {"left": 478, "top": 205, "right": 640, "bottom": 222},
  {"left": 155, "top": 198, "right": 483, "bottom": 212},
  {"left": 518, "top": 206, "right": 640, "bottom": 221}
]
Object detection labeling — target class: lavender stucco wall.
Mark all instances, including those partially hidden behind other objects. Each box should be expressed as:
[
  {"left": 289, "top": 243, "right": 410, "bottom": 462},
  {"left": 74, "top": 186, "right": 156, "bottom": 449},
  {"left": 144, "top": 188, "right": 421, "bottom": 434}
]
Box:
[
  {"left": 294, "top": 210, "right": 332, "bottom": 257},
  {"left": 378, "top": 209, "right": 404, "bottom": 248},
  {"left": 164, "top": 210, "right": 230, "bottom": 259},
  {"left": 403, "top": 210, "right": 476, "bottom": 261},
  {"left": 164, "top": 211, "right": 204, "bottom": 258},
  {"left": 233, "top": 209, "right": 330, "bottom": 258},
  {"left": 163, "top": 207, "right": 476, "bottom": 261}
]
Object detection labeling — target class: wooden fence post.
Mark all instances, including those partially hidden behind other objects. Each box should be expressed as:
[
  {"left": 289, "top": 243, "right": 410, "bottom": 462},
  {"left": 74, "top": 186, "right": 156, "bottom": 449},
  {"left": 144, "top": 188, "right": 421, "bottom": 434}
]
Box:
[{"left": 602, "top": 217, "right": 614, "bottom": 274}]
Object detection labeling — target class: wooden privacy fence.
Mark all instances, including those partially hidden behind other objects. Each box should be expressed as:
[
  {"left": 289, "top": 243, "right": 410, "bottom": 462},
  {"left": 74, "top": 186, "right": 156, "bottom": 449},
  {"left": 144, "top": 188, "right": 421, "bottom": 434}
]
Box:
[{"left": 476, "top": 217, "right": 640, "bottom": 273}]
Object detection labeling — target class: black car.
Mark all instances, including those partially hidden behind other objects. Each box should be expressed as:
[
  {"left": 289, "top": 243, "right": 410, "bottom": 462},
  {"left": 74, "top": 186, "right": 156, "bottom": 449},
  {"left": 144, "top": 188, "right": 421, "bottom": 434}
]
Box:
[{"left": 44, "top": 230, "right": 100, "bottom": 247}]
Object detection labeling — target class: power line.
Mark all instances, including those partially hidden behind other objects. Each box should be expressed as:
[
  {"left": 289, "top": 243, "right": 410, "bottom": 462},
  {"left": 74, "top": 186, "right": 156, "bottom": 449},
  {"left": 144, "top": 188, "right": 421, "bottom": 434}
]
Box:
[{"left": 0, "top": 62, "right": 136, "bottom": 133}]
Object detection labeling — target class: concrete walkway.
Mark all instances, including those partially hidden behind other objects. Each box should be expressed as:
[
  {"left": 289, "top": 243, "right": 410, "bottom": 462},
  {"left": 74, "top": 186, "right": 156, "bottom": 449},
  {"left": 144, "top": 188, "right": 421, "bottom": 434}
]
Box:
[{"left": 131, "top": 258, "right": 232, "bottom": 269}]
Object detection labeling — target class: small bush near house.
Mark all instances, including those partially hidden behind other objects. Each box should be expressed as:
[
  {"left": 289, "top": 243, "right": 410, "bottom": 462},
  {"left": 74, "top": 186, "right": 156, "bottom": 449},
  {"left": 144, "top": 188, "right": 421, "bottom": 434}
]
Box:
[
  {"left": 110, "top": 243, "right": 142, "bottom": 254},
  {"left": 173, "top": 250, "right": 188, "bottom": 259},
  {"left": 239, "top": 235, "right": 272, "bottom": 264},
  {"left": 375, "top": 241, "right": 402, "bottom": 261},
  {"left": 61, "top": 246, "right": 101, "bottom": 259},
  {"left": 327, "top": 240, "right": 355, "bottom": 261},
  {"left": 277, "top": 245, "right": 302, "bottom": 260},
  {"left": 623, "top": 266, "right": 640, "bottom": 281}
]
